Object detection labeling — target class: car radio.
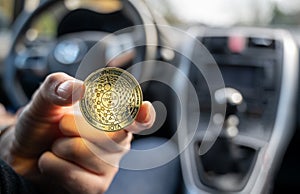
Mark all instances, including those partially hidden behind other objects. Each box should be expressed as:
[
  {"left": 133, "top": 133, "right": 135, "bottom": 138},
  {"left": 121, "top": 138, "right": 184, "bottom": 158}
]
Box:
[{"left": 178, "top": 27, "right": 298, "bottom": 193}]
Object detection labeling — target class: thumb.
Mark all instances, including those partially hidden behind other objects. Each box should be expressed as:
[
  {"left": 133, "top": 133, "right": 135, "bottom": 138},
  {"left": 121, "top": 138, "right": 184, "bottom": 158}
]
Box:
[
  {"left": 12, "top": 73, "right": 85, "bottom": 157},
  {"left": 28, "top": 72, "right": 85, "bottom": 118}
]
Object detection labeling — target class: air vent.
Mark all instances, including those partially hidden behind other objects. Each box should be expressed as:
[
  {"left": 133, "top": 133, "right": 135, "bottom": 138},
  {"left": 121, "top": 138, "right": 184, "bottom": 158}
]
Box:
[
  {"left": 248, "top": 37, "right": 275, "bottom": 49},
  {"left": 202, "top": 37, "right": 228, "bottom": 54}
]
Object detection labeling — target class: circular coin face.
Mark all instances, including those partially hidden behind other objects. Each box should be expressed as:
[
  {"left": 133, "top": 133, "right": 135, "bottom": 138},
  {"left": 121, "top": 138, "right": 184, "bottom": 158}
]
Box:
[{"left": 80, "top": 67, "right": 143, "bottom": 132}]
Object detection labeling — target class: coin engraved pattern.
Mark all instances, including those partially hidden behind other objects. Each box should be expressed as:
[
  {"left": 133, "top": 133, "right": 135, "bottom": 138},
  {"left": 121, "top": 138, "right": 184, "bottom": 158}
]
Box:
[{"left": 80, "top": 67, "right": 142, "bottom": 132}]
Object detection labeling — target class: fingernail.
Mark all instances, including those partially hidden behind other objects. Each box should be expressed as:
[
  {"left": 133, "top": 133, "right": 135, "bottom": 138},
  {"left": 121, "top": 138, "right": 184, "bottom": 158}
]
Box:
[
  {"left": 136, "top": 102, "right": 151, "bottom": 123},
  {"left": 56, "top": 80, "right": 84, "bottom": 100}
]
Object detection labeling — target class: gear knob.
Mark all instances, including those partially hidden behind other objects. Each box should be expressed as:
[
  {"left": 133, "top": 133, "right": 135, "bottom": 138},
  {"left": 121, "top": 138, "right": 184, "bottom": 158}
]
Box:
[
  {"left": 215, "top": 87, "right": 243, "bottom": 116},
  {"left": 215, "top": 87, "right": 244, "bottom": 137},
  {"left": 214, "top": 87, "right": 243, "bottom": 106}
]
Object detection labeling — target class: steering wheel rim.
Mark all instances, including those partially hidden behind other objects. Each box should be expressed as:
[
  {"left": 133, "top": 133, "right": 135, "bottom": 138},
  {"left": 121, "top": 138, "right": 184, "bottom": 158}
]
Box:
[{"left": 4, "top": 0, "right": 158, "bottom": 109}]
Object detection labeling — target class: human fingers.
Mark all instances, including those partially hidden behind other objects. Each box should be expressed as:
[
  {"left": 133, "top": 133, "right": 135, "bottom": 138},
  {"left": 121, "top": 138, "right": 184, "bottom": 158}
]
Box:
[
  {"left": 13, "top": 73, "right": 85, "bottom": 157},
  {"left": 39, "top": 151, "right": 117, "bottom": 194},
  {"left": 59, "top": 111, "right": 132, "bottom": 153},
  {"left": 25, "top": 72, "right": 85, "bottom": 119},
  {"left": 59, "top": 101, "right": 155, "bottom": 145},
  {"left": 124, "top": 101, "right": 156, "bottom": 133},
  {"left": 51, "top": 137, "right": 130, "bottom": 174}
]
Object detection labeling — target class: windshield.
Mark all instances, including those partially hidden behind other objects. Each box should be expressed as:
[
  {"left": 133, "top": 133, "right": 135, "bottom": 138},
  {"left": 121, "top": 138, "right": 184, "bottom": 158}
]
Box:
[
  {"left": 148, "top": 0, "right": 300, "bottom": 27},
  {"left": 0, "top": 0, "right": 15, "bottom": 59},
  {"left": 0, "top": 0, "right": 14, "bottom": 29}
]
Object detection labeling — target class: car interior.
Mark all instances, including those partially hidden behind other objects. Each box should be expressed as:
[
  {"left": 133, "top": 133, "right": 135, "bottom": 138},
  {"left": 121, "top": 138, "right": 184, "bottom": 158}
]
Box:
[{"left": 0, "top": 0, "right": 299, "bottom": 193}]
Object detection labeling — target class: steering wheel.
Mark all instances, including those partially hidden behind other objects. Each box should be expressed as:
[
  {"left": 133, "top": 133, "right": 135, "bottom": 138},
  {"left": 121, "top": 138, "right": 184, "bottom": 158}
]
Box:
[{"left": 4, "top": 0, "right": 159, "bottom": 109}]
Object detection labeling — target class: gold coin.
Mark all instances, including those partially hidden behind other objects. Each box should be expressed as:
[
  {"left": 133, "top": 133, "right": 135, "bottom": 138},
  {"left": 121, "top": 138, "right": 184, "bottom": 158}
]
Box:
[{"left": 80, "top": 67, "right": 143, "bottom": 132}]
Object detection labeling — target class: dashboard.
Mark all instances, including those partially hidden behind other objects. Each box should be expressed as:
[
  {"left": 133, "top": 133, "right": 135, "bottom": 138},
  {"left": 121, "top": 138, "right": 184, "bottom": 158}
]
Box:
[{"left": 179, "top": 27, "right": 298, "bottom": 193}]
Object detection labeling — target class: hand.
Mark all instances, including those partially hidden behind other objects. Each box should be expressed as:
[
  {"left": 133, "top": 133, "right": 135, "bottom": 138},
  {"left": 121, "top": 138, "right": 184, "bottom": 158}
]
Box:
[
  {"left": 0, "top": 72, "right": 156, "bottom": 194},
  {"left": 0, "top": 103, "right": 16, "bottom": 127}
]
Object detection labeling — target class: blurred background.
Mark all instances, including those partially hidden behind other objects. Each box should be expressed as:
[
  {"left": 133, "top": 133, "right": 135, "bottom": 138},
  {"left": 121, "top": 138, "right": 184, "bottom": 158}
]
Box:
[
  {"left": 0, "top": 0, "right": 299, "bottom": 193},
  {"left": 148, "top": 0, "right": 300, "bottom": 27}
]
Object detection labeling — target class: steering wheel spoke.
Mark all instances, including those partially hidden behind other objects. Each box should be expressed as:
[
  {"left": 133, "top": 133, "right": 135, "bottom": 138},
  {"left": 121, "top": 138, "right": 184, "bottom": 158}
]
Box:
[{"left": 15, "top": 43, "right": 50, "bottom": 76}]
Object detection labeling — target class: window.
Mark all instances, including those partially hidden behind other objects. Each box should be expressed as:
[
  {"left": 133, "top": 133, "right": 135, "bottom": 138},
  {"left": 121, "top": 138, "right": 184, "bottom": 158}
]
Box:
[{"left": 0, "top": 0, "right": 14, "bottom": 29}]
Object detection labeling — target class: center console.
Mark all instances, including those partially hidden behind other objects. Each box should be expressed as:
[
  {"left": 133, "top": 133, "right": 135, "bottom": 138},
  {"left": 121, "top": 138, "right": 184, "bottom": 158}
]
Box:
[{"left": 178, "top": 27, "right": 298, "bottom": 193}]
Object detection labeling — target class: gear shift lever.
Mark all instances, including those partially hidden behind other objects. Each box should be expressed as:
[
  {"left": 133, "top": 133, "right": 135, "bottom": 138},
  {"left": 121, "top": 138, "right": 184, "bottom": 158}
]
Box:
[
  {"left": 215, "top": 87, "right": 243, "bottom": 114},
  {"left": 215, "top": 87, "right": 243, "bottom": 137},
  {"left": 197, "top": 87, "right": 256, "bottom": 191}
]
